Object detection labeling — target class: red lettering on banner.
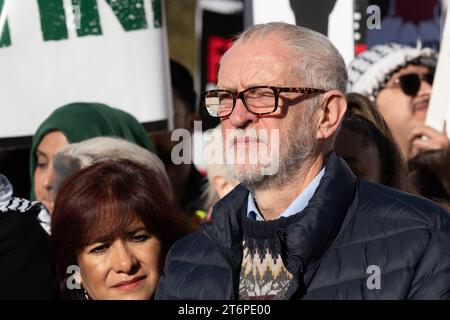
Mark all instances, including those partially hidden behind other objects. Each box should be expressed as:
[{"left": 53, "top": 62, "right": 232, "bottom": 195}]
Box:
[
  {"left": 207, "top": 36, "right": 233, "bottom": 84},
  {"left": 355, "top": 43, "right": 368, "bottom": 56}
]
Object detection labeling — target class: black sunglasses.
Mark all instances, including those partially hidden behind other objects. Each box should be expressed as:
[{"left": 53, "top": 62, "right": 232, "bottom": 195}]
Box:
[{"left": 390, "top": 71, "right": 434, "bottom": 97}]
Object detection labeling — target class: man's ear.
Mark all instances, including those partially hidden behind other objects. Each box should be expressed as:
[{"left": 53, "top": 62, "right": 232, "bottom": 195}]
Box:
[{"left": 316, "top": 90, "right": 347, "bottom": 140}]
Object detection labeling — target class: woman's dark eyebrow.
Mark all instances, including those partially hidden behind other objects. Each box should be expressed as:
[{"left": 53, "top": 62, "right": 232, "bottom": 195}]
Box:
[
  {"left": 90, "top": 236, "right": 112, "bottom": 244},
  {"left": 89, "top": 228, "right": 147, "bottom": 244}
]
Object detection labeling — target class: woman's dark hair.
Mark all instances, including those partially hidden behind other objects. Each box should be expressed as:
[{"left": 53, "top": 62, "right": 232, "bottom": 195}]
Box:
[
  {"left": 346, "top": 93, "right": 392, "bottom": 138},
  {"left": 408, "top": 149, "right": 450, "bottom": 209},
  {"left": 340, "top": 111, "right": 413, "bottom": 192},
  {"left": 50, "top": 159, "right": 189, "bottom": 299},
  {"left": 342, "top": 92, "right": 413, "bottom": 192}
]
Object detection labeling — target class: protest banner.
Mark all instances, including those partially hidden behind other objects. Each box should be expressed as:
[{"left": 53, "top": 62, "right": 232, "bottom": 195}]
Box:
[
  {"left": 426, "top": 5, "right": 450, "bottom": 136},
  {"left": 0, "top": 0, "right": 171, "bottom": 146}
]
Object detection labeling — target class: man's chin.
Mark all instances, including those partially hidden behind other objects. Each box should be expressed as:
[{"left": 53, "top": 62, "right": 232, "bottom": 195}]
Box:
[{"left": 227, "top": 164, "right": 265, "bottom": 184}]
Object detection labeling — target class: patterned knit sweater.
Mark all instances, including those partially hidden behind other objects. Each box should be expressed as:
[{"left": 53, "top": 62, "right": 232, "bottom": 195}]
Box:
[{"left": 239, "top": 216, "right": 295, "bottom": 300}]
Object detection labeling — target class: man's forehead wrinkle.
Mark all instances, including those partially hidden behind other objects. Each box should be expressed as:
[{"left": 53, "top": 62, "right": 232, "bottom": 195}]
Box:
[
  {"left": 240, "top": 57, "right": 285, "bottom": 88},
  {"left": 218, "top": 45, "right": 288, "bottom": 90}
]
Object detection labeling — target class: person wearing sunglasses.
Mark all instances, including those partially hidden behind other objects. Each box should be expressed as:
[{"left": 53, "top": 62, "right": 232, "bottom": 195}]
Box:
[
  {"left": 156, "top": 23, "right": 450, "bottom": 300},
  {"left": 347, "top": 43, "right": 448, "bottom": 160}
]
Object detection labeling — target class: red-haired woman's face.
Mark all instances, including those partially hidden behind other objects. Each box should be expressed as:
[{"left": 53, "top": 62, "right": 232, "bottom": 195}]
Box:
[{"left": 77, "top": 222, "right": 161, "bottom": 300}]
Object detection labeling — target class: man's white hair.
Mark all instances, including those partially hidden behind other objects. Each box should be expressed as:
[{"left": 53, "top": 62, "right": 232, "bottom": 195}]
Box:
[
  {"left": 232, "top": 22, "right": 347, "bottom": 94},
  {"left": 52, "top": 136, "right": 172, "bottom": 197}
]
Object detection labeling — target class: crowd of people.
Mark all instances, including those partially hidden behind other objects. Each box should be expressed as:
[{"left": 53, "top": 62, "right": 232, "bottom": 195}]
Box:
[{"left": 1, "top": 22, "right": 449, "bottom": 300}]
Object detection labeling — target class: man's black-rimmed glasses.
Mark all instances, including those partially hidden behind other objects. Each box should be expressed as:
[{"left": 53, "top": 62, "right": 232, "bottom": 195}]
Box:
[{"left": 202, "top": 86, "right": 326, "bottom": 118}]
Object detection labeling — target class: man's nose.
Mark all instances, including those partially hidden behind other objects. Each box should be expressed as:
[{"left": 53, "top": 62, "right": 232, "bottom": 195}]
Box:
[{"left": 229, "top": 97, "right": 258, "bottom": 128}]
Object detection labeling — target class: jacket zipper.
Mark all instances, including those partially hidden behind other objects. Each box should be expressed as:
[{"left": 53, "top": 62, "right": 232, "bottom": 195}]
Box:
[
  {"left": 276, "top": 230, "right": 304, "bottom": 274},
  {"left": 276, "top": 230, "right": 307, "bottom": 299}
]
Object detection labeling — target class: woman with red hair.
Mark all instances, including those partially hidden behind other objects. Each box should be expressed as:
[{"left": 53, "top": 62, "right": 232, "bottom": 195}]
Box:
[{"left": 50, "top": 159, "right": 188, "bottom": 300}]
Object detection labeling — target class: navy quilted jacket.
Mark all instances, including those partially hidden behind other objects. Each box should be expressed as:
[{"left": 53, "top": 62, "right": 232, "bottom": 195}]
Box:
[{"left": 156, "top": 152, "right": 450, "bottom": 300}]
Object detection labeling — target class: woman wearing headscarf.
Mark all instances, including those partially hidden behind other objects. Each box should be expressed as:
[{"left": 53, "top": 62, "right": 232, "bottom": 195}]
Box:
[{"left": 30, "top": 102, "right": 154, "bottom": 213}]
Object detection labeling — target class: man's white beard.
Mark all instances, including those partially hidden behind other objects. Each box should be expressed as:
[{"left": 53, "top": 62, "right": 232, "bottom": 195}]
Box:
[
  {"left": 224, "top": 120, "right": 317, "bottom": 191},
  {"left": 223, "top": 128, "right": 274, "bottom": 187}
]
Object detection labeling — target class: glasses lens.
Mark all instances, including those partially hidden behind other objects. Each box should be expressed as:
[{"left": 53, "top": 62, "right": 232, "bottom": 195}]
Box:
[
  {"left": 399, "top": 74, "right": 421, "bottom": 96},
  {"left": 204, "top": 91, "right": 234, "bottom": 117},
  {"left": 244, "top": 87, "right": 276, "bottom": 113},
  {"left": 425, "top": 71, "right": 434, "bottom": 85}
]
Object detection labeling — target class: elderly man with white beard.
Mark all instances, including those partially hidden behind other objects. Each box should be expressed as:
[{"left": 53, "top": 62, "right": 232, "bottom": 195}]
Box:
[{"left": 156, "top": 22, "right": 450, "bottom": 300}]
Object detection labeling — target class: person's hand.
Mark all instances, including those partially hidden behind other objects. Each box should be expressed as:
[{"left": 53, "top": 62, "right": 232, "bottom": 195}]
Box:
[{"left": 410, "top": 124, "right": 449, "bottom": 158}]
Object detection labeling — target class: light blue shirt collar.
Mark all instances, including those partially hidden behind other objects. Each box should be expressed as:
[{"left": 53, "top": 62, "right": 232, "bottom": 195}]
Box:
[{"left": 247, "top": 167, "right": 325, "bottom": 221}]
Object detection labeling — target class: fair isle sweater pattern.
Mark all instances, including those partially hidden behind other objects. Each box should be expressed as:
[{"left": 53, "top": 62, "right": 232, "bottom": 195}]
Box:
[{"left": 239, "top": 238, "right": 293, "bottom": 300}]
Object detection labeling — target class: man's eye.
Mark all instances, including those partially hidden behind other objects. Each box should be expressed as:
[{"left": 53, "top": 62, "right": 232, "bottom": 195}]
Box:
[{"left": 89, "top": 244, "right": 109, "bottom": 254}]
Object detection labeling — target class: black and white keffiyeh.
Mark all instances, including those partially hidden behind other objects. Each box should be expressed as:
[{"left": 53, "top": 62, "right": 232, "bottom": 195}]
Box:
[
  {"left": 0, "top": 174, "right": 51, "bottom": 235},
  {"left": 347, "top": 43, "right": 437, "bottom": 101}
]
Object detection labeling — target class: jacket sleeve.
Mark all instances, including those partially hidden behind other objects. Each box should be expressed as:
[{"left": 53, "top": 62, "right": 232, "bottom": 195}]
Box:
[
  {"left": 407, "top": 221, "right": 450, "bottom": 300},
  {"left": 154, "top": 231, "right": 234, "bottom": 300}
]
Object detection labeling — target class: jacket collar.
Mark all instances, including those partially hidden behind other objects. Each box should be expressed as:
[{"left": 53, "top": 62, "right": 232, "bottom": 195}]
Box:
[
  {"left": 201, "top": 152, "right": 357, "bottom": 268},
  {"left": 280, "top": 152, "right": 357, "bottom": 266}
]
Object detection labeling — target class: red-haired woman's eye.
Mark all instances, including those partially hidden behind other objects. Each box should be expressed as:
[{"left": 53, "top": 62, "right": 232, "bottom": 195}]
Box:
[
  {"left": 130, "top": 234, "right": 149, "bottom": 242},
  {"left": 89, "top": 243, "right": 109, "bottom": 254}
]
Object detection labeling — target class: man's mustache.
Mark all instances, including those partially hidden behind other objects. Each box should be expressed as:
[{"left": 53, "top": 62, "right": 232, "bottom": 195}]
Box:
[
  {"left": 412, "top": 98, "right": 429, "bottom": 113},
  {"left": 225, "top": 129, "right": 269, "bottom": 148}
]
